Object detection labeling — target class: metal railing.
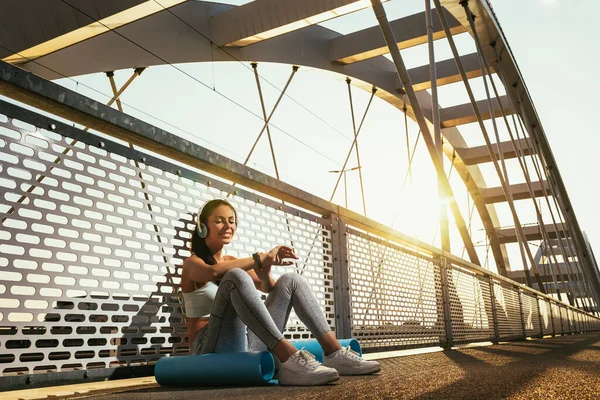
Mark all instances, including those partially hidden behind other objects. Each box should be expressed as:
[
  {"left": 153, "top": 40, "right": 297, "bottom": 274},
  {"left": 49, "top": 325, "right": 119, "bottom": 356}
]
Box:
[{"left": 0, "top": 94, "right": 598, "bottom": 390}]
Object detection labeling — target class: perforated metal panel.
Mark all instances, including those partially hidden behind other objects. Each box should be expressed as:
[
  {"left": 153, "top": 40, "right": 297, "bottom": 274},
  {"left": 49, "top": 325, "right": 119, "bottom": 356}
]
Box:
[
  {"left": 538, "top": 299, "right": 553, "bottom": 336},
  {"left": 0, "top": 112, "right": 334, "bottom": 376},
  {"left": 1, "top": 102, "right": 600, "bottom": 386},
  {"left": 521, "top": 293, "right": 541, "bottom": 337},
  {"left": 493, "top": 281, "right": 523, "bottom": 340},
  {"left": 447, "top": 264, "right": 494, "bottom": 343},
  {"left": 346, "top": 228, "right": 444, "bottom": 350}
]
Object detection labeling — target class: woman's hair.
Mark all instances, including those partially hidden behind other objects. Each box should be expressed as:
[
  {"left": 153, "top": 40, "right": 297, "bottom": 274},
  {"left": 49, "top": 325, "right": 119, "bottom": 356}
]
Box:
[{"left": 191, "top": 199, "right": 237, "bottom": 265}]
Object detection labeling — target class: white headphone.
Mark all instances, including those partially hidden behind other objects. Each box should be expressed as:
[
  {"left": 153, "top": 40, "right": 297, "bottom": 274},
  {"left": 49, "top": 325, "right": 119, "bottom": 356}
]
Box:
[
  {"left": 196, "top": 200, "right": 238, "bottom": 239},
  {"left": 196, "top": 205, "right": 208, "bottom": 238}
]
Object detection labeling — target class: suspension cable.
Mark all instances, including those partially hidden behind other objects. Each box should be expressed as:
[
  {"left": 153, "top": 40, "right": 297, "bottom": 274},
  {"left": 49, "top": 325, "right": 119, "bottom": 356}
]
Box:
[
  {"left": 329, "top": 86, "right": 377, "bottom": 203},
  {"left": 493, "top": 47, "right": 595, "bottom": 308},
  {"left": 476, "top": 45, "right": 572, "bottom": 302},
  {"left": 57, "top": 0, "right": 345, "bottom": 167},
  {"left": 511, "top": 86, "right": 598, "bottom": 309},
  {"left": 151, "top": 0, "right": 353, "bottom": 142},
  {"left": 434, "top": 0, "right": 542, "bottom": 290},
  {"left": 346, "top": 78, "right": 368, "bottom": 217},
  {"left": 512, "top": 91, "right": 597, "bottom": 308}
]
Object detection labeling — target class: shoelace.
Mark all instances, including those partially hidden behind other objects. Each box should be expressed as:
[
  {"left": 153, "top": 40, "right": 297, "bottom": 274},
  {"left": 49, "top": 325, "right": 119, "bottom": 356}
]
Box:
[
  {"left": 341, "top": 345, "right": 362, "bottom": 361},
  {"left": 294, "top": 349, "right": 322, "bottom": 369}
]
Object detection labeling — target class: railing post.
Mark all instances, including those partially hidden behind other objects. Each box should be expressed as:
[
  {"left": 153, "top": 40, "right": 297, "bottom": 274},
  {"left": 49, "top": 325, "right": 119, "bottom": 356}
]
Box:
[
  {"left": 559, "top": 306, "right": 565, "bottom": 335},
  {"left": 489, "top": 276, "right": 500, "bottom": 343},
  {"left": 536, "top": 297, "right": 545, "bottom": 338},
  {"left": 330, "top": 214, "right": 352, "bottom": 339},
  {"left": 438, "top": 256, "right": 454, "bottom": 348},
  {"left": 566, "top": 309, "right": 573, "bottom": 335},
  {"left": 518, "top": 289, "right": 527, "bottom": 339},
  {"left": 549, "top": 301, "right": 556, "bottom": 337}
]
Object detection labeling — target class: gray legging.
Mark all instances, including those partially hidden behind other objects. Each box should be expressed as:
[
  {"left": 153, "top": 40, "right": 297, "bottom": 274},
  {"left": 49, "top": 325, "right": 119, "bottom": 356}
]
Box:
[{"left": 191, "top": 268, "right": 331, "bottom": 355}]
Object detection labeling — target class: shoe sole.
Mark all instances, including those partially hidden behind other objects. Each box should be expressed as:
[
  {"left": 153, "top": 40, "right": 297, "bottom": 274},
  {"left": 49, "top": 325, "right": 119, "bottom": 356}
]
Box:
[
  {"left": 336, "top": 365, "right": 381, "bottom": 376},
  {"left": 279, "top": 372, "right": 340, "bottom": 386}
]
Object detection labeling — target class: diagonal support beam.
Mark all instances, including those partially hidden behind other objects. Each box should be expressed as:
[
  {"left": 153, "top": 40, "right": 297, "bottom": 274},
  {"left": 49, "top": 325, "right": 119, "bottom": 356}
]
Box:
[
  {"left": 330, "top": 8, "right": 465, "bottom": 64},
  {"left": 441, "top": 95, "right": 511, "bottom": 128},
  {"left": 433, "top": 0, "right": 542, "bottom": 289},
  {"left": 370, "top": 0, "right": 480, "bottom": 265}
]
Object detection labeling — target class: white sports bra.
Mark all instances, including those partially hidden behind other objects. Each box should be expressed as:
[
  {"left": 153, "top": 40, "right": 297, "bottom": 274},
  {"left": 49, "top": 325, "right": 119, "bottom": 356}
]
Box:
[{"left": 182, "top": 281, "right": 218, "bottom": 318}]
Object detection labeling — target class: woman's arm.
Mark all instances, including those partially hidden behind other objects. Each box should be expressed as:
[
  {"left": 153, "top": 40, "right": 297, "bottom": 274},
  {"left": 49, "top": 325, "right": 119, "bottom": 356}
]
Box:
[
  {"left": 183, "top": 246, "right": 297, "bottom": 286},
  {"left": 183, "top": 254, "right": 262, "bottom": 283}
]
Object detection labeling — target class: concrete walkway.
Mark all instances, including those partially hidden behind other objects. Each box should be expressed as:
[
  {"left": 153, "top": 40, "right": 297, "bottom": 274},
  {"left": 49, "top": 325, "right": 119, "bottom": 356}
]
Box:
[{"left": 9, "top": 332, "right": 600, "bottom": 400}]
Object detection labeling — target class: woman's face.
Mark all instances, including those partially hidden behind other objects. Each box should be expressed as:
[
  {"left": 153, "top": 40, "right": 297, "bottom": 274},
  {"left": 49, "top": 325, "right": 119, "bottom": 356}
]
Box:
[{"left": 204, "top": 204, "right": 237, "bottom": 246}]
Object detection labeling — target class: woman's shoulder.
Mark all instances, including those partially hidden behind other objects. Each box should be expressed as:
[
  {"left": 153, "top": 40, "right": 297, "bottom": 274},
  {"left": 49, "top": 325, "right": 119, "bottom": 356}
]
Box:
[
  {"left": 223, "top": 255, "right": 238, "bottom": 261},
  {"left": 183, "top": 254, "right": 204, "bottom": 268}
]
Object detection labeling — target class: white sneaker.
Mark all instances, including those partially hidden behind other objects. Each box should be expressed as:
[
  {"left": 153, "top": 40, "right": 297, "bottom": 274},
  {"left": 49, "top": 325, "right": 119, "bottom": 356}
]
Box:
[
  {"left": 323, "top": 346, "right": 381, "bottom": 375},
  {"left": 278, "top": 349, "right": 340, "bottom": 386}
]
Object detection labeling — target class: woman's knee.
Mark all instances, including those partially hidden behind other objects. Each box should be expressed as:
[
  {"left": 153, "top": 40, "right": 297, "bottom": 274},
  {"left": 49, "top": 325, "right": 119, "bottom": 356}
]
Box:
[
  {"left": 276, "top": 272, "right": 307, "bottom": 289},
  {"left": 221, "top": 268, "right": 253, "bottom": 286}
]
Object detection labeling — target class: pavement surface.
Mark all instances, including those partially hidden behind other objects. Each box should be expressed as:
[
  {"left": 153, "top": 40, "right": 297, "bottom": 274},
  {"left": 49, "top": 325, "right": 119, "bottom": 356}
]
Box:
[{"left": 14, "top": 332, "right": 600, "bottom": 400}]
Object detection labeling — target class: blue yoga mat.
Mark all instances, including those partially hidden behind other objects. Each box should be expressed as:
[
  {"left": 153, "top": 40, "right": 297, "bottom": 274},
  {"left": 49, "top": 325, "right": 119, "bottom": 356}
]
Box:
[
  {"left": 155, "top": 351, "right": 274, "bottom": 386},
  {"left": 154, "top": 338, "right": 362, "bottom": 387},
  {"left": 290, "top": 338, "right": 361, "bottom": 363}
]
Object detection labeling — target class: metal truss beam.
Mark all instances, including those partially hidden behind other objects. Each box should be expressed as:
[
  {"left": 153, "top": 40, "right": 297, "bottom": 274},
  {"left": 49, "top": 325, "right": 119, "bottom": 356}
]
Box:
[
  {"left": 1, "top": 0, "right": 569, "bottom": 284},
  {"left": 438, "top": 0, "right": 599, "bottom": 306},
  {"left": 440, "top": 95, "right": 511, "bottom": 128},
  {"left": 455, "top": 138, "right": 532, "bottom": 165},
  {"left": 496, "top": 224, "right": 567, "bottom": 245},
  {"left": 405, "top": 53, "right": 486, "bottom": 92},
  {"left": 211, "top": 0, "right": 385, "bottom": 47},
  {"left": 2, "top": 0, "right": 186, "bottom": 64},
  {"left": 481, "top": 181, "right": 550, "bottom": 204},
  {"left": 507, "top": 268, "right": 583, "bottom": 282},
  {"left": 330, "top": 8, "right": 465, "bottom": 64}
]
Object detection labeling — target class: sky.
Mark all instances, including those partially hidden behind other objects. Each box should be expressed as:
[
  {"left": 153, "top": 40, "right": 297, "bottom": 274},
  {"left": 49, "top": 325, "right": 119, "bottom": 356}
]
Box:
[
  {"left": 41, "top": 0, "right": 600, "bottom": 275},
  {"left": 489, "top": 0, "right": 600, "bottom": 263}
]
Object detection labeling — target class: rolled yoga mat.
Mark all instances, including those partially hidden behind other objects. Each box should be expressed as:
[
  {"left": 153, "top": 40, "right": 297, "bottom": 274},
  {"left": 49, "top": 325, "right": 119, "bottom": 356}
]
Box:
[
  {"left": 155, "top": 351, "right": 274, "bottom": 387},
  {"left": 154, "top": 338, "right": 361, "bottom": 387},
  {"left": 289, "top": 338, "right": 362, "bottom": 363}
]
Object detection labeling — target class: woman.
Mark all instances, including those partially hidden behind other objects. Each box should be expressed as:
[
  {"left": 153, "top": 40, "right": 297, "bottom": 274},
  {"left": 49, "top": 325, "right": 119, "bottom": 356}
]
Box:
[{"left": 181, "top": 199, "right": 380, "bottom": 386}]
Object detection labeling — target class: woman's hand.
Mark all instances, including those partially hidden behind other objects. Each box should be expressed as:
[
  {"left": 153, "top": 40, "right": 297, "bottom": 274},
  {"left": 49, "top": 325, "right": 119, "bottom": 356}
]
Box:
[{"left": 261, "top": 246, "right": 299, "bottom": 270}]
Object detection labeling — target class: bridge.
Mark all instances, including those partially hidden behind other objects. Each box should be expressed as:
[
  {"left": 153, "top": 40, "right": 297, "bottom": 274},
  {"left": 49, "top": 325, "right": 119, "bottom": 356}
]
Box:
[{"left": 0, "top": 0, "right": 599, "bottom": 398}]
